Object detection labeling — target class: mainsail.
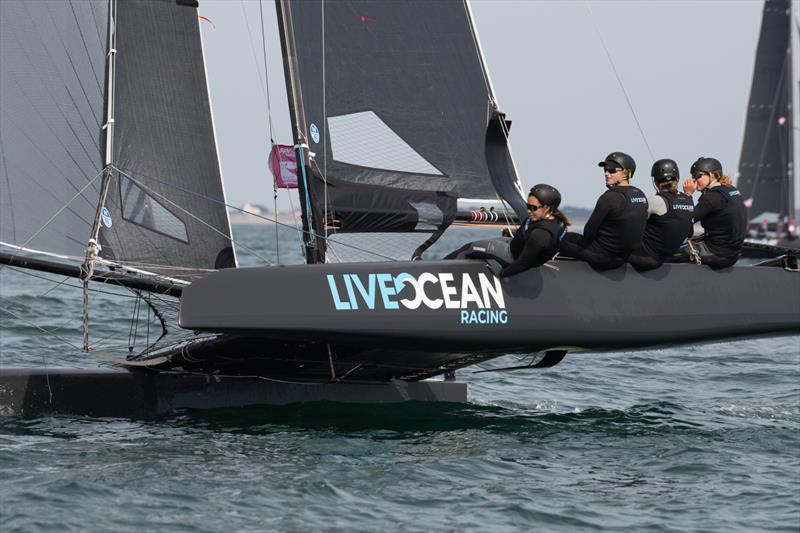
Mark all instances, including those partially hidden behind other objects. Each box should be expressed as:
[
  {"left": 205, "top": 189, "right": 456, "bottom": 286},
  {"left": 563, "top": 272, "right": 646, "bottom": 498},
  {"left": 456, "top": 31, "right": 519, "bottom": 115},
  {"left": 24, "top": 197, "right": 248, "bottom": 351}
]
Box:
[
  {"left": 276, "top": 0, "right": 526, "bottom": 263},
  {"left": 0, "top": 0, "right": 107, "bottom": 259},
  {"left": 737, "top": 0, "right": 795, "bottom": 220},
  {"left": 1, "top": 0, "right": 236, "bottom": 283}
]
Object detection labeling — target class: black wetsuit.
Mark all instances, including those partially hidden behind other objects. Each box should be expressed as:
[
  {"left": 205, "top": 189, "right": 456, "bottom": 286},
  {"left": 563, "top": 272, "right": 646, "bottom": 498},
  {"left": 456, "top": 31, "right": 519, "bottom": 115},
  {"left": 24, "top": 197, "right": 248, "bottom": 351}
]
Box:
[
  {"left": 676, "top": 184, "right": 747, "bottom": 269},
  {"left": 628, "top": 192, "right": 695, "bottom": 271},
  {"left": 560, "top": 185, "right": 648, "bottom": 270},
  {"left": 500, "top": 217, "right": 565, "bottom": 277}
]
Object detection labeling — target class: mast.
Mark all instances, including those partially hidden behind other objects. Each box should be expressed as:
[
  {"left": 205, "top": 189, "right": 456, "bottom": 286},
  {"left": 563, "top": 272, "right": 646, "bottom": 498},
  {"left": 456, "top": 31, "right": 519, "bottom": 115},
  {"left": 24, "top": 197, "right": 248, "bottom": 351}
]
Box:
[
  {"left": 81, "top": 0, "right": 118, "bottom": 352},
  {"left": 275, "top": 0, "right": 325, "bottom": 264}
]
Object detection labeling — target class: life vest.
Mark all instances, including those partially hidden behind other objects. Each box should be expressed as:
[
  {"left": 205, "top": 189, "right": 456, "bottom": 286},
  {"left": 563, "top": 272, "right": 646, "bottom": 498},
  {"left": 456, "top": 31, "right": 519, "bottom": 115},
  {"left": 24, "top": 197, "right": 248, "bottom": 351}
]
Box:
[
  {"left": 642, "top": 191, "right": 695, "bottom": 256},
  {"left": 700, "top": 185, "right": 747, "bottom": 258},
  {"left": 509, "top": 217, "right": 565, "bottom": 260},
  {"left": 595, "top": 185, "right": 648, "bottom": 256}
]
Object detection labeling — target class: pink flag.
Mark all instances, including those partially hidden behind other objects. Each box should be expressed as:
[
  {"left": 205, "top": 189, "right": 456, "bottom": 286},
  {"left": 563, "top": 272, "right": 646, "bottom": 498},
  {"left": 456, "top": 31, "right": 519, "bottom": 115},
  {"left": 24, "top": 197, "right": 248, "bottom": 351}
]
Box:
[
  {"left": 743, "top": 197, "right": 753, "bottom": 208},
  {"left": 269, "top": 144, "right": 298, "bottom": 189}
]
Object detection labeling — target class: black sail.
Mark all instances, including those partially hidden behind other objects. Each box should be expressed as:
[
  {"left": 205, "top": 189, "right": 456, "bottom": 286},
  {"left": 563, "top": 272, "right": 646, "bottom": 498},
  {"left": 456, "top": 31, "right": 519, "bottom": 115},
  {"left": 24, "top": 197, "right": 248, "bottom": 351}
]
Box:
[
  {"left": 0, "top": 0, "right": 107, "bottom": 259},
  {"left": 277, "top": 0, "right": 525, "bottom": 262},
  {"left": 98, "top": 0, "right": 235, "bottom": 281},
  {"left": 737, "top": 0, "right": 794, "bottom": 219}
]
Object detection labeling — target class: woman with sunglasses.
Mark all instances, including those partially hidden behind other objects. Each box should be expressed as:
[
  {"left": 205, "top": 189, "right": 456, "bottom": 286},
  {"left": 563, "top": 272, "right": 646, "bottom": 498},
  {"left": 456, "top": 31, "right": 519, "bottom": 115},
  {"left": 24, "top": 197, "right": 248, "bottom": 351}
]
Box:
[
  {"left": 677, "top": 157, "right": 747, "bottom": 269},
  {"left": 628, "top": 159, "right": 695, "bottom": 271},
  {"left": 559, "top": 151, "right": 648, "bottom": 270},
  {"left": 498, "top": 184, "right": 570, "bottom": 277}
]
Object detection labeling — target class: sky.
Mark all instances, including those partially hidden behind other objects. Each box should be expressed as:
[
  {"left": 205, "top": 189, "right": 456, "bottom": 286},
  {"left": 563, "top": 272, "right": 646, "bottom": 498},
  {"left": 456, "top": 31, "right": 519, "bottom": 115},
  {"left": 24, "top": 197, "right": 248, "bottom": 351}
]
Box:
[{"left": 199, "top": 0, "right": 799, "bottom": 211}]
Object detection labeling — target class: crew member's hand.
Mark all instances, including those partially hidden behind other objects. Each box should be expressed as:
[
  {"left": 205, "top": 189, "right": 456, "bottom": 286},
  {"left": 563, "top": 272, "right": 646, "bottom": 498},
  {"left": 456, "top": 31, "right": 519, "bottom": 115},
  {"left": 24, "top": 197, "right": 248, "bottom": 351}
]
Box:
[{"left": 683, "top": 178, "right": 697, "bottom": 195}]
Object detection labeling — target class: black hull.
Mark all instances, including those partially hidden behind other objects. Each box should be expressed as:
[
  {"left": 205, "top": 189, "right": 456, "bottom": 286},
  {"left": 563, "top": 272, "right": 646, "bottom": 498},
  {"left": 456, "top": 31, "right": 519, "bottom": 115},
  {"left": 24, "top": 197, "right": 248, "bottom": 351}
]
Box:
[
  {"left": 176, "top": 259, "right": 800, "bottom": 379},
  {"left": 0, "top": 368, "right": 466, "bottom": 417}
]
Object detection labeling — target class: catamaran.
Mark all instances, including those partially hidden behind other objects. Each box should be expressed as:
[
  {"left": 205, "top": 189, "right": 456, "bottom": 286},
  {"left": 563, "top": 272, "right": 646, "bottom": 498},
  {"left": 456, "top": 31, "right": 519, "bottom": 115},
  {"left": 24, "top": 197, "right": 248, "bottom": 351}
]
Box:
[{"left": 1, "top": 0, "right": 797, "bottom": 416}]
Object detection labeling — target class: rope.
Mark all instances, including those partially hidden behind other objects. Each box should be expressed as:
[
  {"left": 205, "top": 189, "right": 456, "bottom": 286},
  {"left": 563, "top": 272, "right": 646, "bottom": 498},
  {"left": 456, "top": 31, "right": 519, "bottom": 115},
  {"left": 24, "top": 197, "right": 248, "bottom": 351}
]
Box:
[{"left": 585, "top": 1, "right": 654, "bottom": 160}]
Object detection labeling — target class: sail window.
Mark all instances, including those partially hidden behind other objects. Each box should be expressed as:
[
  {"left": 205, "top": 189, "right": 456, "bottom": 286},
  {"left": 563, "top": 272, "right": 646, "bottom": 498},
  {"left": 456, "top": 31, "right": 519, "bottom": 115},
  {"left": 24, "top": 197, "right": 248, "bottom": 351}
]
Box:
[
  {"left": 119, "top": 177, "right": 189, "bottom": 243},
  {"left": 327, "top": 111, "right": 443, "bottom": 175}
]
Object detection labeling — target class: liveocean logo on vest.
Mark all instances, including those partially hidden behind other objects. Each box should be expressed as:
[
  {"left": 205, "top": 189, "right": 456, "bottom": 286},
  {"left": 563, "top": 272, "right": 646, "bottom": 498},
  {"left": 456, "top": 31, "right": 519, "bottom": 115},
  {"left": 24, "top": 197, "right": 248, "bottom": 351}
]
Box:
[{"left": 325, "top": 271, "right": 508, "bottom": 325}]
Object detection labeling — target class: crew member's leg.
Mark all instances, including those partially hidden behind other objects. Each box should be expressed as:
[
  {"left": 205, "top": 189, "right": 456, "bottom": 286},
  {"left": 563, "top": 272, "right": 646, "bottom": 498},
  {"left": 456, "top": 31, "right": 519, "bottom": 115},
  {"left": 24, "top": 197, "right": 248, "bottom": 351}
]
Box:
[
  {"left": 559, "top": 233, "right": 626, "bottom": 270},
  {"left": 628, "top": 248, "right": 663, "bottom": 271}
]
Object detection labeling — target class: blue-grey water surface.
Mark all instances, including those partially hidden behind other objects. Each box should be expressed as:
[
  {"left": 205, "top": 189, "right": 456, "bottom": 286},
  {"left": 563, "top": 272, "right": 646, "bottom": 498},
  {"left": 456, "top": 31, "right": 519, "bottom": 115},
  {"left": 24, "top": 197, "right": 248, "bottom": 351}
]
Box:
[{"left": 1, "top": 224, "right": 798, "bottom": 532}]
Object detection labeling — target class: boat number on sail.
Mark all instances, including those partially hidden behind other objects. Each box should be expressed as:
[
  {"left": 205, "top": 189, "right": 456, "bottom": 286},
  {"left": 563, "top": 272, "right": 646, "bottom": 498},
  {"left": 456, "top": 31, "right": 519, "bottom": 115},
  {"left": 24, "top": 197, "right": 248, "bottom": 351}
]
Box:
[
  {"left": 326, "top": 272, "right": 508, "bottom": 325},
  {"left": 101, "top": 207, "right": 113, "bottom": 228},
  {"left": 309, "top": 123, "right": 320, "bottom": 144}
]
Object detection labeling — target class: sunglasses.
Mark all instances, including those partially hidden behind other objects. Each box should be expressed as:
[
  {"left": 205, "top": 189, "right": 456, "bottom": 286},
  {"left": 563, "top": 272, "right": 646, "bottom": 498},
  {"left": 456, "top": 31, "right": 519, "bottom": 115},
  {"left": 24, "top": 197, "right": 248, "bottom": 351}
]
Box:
[
  {"left": 604, "top": 166, "right": 623, "bottom": 174},
  {"left": 527, "top": 203, "right": 544, "bottom": 211},
  {"left": 692, "top": 172, "right": 709, "bottom": 179}
]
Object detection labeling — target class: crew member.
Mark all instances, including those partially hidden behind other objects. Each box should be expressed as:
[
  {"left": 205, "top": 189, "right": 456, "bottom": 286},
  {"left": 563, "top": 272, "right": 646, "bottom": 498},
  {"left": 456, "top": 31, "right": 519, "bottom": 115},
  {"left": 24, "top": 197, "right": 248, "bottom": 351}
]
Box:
[
  {"left": 559, "top": 151, "right": 648, "bottom": 270},
  {"left": 628, "top": 159, "right": 695, "bottom": 271},
  {"left": 677, "top": 157, "right": 747, "bottom": 269},
  {"left": 499, "top": 184, "right": 569, "bottom": 277}
]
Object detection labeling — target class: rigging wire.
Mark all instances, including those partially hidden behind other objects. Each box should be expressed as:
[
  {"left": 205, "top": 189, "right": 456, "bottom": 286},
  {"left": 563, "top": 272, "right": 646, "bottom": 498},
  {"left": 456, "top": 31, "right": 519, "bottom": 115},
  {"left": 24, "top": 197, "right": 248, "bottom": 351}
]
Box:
[
  {"left": 128, "top": 293, "right": 141, "bottom": 353},
  {"left": 0, "top": 168, "right": 104, "bottom": 274},
  {"left": 0, "top": 306, "right": 83, "bottom": 352},
  {"left": 115, "top": 167, "right": 275, "bottom": 266},
  {"left": 114, "top": 164, "right": 396, "bottom": 262},
  {"left": 2, "top": 265, "right": 144, "bottom": 299},
  {"left": 258, "top": 0, "right": 281, "bottom": 263},
  {"left": 584, "top": 0, "right": 655, "bottom": 160}
]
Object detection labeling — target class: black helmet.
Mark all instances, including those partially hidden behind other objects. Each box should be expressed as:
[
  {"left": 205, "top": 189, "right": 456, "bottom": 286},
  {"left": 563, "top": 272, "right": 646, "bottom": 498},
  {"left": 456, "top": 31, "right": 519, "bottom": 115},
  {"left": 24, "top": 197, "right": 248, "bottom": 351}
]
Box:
[
  {"left": 690, "top": 157, "right": 723, "bottom": 177},
  {"left": 529, "top": 184, "right": 561, "bottom": 210},
  {"left": 651, "top": 158, "right": 680, "bottom": 183},
  {"left": 598, "top": 151, "right": 636, "bottom": 178}
]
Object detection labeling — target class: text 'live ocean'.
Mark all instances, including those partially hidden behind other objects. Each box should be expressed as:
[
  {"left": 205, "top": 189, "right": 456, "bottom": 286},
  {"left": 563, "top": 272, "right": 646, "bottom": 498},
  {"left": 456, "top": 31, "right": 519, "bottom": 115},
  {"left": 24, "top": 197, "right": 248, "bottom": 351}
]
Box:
[{"left": 326, "top": 272, "right": 508, "bottom": 324}]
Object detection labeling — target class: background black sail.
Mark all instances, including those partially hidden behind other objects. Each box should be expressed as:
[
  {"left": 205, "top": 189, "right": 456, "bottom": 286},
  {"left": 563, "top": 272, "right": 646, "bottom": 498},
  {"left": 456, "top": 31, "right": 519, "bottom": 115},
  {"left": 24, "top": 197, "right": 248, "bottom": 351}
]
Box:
[
  {"left": 277, "top": 0, "right": 526, "bottom": 262},
  {"left": 737, "top": 0, "right": 795, "bottom": 220}
]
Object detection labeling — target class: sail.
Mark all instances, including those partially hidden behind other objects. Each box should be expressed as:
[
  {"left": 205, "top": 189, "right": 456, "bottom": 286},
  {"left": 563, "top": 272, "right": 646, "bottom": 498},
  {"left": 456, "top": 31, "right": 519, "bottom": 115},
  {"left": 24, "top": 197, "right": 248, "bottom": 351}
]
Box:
[
  {"left": 0, "top": 0, "right": 107, "bottom": 259},
  {"left": 738, "top": 0, "right": 795, "bottom": 219},
  {"left": 97, "top": 0, "right": 235, "bottom": 280},
  {"left": 1, "top": 0, "right": 235, "bottom": 282},
  {"left": 276, "top": 0, "right": 525, "bottom": 262}
]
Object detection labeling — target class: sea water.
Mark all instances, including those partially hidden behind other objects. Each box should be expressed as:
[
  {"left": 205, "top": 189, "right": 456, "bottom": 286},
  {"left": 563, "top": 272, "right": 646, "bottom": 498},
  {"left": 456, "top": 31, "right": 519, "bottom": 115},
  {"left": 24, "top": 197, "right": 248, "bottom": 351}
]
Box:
[{"left": 1, "top": 224, "right": 798, "bottom": 532}]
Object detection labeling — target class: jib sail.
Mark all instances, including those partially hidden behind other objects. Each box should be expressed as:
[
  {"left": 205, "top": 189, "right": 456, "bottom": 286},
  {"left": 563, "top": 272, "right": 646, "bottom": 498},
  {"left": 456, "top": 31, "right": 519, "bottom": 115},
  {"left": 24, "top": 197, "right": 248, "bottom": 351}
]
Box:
[{"left": 98, "top": 0, "right": 235, "bottom": 281}]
